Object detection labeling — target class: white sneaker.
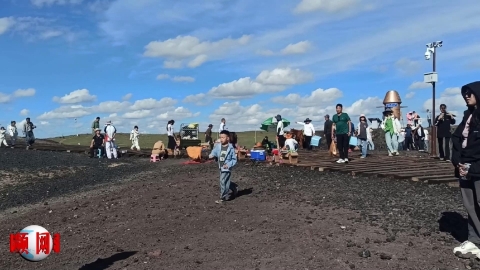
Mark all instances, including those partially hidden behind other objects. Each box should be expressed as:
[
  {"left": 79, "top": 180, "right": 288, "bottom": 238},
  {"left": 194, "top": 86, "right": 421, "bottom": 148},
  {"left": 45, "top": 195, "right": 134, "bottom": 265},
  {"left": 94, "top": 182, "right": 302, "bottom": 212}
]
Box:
[
  {"left": 388, "top": 152, "right": 393, "bottom": 156},
  {"left": 336, "top": 159, "right": 345, "bottom": 163},
  {"left": 344, "top": 158, "right": 349, "bottom": 163},
  {"left": 453, "top": 241, "right": 480, "bottom": 258}
]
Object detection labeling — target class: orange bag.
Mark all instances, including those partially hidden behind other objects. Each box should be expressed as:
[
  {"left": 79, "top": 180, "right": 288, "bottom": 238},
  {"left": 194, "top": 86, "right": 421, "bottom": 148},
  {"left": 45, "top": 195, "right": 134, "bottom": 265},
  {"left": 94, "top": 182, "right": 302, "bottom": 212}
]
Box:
[
  {"left": 329, "top": 142, "right": 338, "bottom": 157},
  {"left": 186, "top": 146, "right": 203, "bottom": 161}
]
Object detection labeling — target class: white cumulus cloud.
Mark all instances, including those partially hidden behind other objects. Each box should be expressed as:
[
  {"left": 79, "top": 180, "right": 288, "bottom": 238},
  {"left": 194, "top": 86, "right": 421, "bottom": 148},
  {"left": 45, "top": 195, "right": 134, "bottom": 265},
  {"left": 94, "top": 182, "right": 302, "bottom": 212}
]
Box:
[
  {"left": 143, "top": 35, "right": 251, "bottom": 68},
  {"left": 20, "top": 109, "right": 30, "bottom": 116},
  {"left": 207, "top": 67, "right": 313, "bottom": 99},
  {"left": 52, "top": 89, "right": 97, "bottom": 104},
  {"left": 281, "top": 41, "right": 312, "bottom": 55}
]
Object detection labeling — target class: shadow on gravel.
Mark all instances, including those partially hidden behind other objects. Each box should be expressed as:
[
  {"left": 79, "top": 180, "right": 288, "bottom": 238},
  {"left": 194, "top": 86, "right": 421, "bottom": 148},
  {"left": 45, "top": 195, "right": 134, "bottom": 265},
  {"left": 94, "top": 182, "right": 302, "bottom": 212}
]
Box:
[
  {"left": 78, "top": 251, "right": 137, "bottom": 270},
  {"left": 237, "top": 187, "right": 253, "bottom": 198},
  {"left": 439, "top": 212, "right": 468, "bottom": 242}
]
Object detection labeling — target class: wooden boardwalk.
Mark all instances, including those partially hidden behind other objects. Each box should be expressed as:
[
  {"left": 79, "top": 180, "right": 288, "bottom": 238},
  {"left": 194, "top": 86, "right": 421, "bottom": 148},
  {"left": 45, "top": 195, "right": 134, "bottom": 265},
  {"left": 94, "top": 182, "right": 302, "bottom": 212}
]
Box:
[{"left": 270, "top": 150, "right": 459, "bottom": 186}]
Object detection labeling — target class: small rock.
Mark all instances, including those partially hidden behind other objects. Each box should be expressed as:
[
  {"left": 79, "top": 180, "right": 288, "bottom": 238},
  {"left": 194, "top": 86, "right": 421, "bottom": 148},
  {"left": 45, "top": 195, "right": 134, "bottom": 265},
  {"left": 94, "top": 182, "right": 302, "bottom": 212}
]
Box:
[
  {"left": 358, "top": 249, "right": 371, "bottom": 258},
  {"left": 365, "top": 238, "right": 370, "bottom": 244},
  {"left": 408, "top": 241, "right": 414, "bottom": 247},
  {"left": 386, "top": 236, "right": 395, "bottom": 242},
  {"left": 44, "top": 202, "right": 48, "bottom": 205},
  {"left": 349, "top": 263, "right": 355, "bottom": 269},
  {"left": 347, "top": 242, "right": 355, "bottom": 247},
  {"left": 380, "top": 253, "right": 392, "bottom": 260}
]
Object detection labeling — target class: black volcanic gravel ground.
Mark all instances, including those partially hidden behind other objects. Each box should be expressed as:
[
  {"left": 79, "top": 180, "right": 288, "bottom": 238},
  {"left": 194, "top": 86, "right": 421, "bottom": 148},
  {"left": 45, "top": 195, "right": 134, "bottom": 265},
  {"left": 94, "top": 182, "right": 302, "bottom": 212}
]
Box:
[
  {"left": 0, "top": 148, "right": 181, "bottom": 211},
  {"left": 0, "top": 150, "right": 475, "bottom": 269},
  {"left": 236, "top": 164, "right": 466, "bottom": 239}
]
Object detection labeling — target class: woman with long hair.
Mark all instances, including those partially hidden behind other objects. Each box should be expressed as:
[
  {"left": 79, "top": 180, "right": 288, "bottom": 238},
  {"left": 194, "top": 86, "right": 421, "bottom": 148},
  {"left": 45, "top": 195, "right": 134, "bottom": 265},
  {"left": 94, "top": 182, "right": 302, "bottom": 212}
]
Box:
[
  {"left": 166, "top": 120, "right": 176, "bottom": 152},
  {"left": 451, "top": 81, "right": 480, "bottom": 258}
]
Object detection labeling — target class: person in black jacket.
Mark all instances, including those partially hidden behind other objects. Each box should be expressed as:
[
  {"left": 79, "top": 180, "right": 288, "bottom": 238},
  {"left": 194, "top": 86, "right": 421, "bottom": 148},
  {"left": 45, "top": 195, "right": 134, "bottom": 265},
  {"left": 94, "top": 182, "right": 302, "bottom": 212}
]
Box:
[
  {"left": 435, "top": 104, "right": 456, "bottom": 161},
  {"left": 324, "top": 114, "right": 333, "bottom": 149},
  {"left": 451, "top": 81, "right": 480, "bottom": 258}
]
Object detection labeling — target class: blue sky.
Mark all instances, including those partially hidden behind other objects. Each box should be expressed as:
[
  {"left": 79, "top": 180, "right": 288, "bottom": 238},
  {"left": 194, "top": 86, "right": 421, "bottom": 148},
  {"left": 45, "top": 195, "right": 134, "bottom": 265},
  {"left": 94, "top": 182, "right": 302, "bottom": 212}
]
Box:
[{"left": 1, "top": 0, "right": 480, "bottom": 138}]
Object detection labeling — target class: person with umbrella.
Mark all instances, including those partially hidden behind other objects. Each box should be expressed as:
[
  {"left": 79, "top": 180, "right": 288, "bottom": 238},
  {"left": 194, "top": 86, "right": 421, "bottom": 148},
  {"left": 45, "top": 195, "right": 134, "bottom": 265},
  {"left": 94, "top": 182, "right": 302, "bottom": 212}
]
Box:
[
  {"left": 275, "top": 114, "right": 286, "bottom": 148},
  {"left": 296, "top": 118, "right": 315, "bottom": 150}
]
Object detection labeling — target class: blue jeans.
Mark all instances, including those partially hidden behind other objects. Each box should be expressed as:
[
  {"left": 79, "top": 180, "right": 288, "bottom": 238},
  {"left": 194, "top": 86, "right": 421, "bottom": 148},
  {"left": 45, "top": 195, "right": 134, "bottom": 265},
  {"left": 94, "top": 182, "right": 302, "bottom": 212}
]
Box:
[
  {"left": 385, "top": 132, "right": 398, "bottom": 153},
  {"left": 219, "top": 172, "right": 237, "bottom": 200},
  {"left": 367, "top": 139, "right": 374, "bottom": 150},
  {"left": 360, "top": 138, "right": 368, "bottom": 157}
]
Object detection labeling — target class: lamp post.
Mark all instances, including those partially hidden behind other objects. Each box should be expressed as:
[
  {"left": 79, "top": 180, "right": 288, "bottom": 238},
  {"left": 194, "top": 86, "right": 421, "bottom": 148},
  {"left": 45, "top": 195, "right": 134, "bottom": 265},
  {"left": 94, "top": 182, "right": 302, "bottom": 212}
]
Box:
[{"left": 424, "top": 40, "right": 442, "bottom": 158}]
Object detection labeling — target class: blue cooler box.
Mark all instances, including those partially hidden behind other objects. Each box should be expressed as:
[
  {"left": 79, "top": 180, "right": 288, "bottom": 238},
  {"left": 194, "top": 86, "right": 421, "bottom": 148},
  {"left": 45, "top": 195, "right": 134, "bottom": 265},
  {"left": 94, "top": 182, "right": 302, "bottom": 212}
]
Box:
[
  {"left": 311, "top": 136, "right": 321, "bottom": 146},
  {"left": 250, "top": 150, "right": 266, "bottom": 161}
]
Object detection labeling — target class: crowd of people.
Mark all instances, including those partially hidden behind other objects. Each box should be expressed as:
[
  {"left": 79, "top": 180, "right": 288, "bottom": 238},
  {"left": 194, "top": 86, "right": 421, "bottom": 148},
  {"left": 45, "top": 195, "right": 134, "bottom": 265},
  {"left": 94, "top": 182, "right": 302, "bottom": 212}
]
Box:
[
  {"left": 259, "top": 102, "right": 456, "bottom": 164},
  {"left": 0, "top": 118, "right": 37, "bottom": 149}
]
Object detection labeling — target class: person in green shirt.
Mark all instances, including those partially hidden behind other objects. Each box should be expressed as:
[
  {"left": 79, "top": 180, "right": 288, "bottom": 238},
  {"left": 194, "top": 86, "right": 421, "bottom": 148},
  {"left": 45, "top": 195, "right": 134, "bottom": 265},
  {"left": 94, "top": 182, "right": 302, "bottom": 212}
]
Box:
[
  {"left": 91, "top": 117, "right": 100, "bottom": 135},
  {"left": 332, "top": 104, "right": 351, "bottom": 163},
  {"left": 380, "top": 108, "right": 401, "bottom": 156}
]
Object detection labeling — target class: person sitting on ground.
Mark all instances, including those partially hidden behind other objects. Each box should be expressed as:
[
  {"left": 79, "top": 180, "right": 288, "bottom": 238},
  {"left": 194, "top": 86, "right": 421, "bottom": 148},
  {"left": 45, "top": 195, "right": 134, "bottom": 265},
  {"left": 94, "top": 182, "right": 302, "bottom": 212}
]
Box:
[
  {"left": 284, "top": 132, "right": 299, "bottom": 153},
  {"left": 261, "top": 136, "right": 272, "bottom": 150},
  {"left": 89, "top": 128, "right": 105, "bottom": 158},
  {"left": 208, "top": 130, "right": 238, "bottom": 204}
]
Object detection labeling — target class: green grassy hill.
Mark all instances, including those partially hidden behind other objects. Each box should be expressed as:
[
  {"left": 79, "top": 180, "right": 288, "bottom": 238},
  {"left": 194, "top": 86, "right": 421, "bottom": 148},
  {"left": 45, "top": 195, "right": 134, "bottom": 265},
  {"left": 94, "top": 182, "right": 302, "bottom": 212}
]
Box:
[{"left": 47, "top": 131, "right": 277, "bottom": 149}]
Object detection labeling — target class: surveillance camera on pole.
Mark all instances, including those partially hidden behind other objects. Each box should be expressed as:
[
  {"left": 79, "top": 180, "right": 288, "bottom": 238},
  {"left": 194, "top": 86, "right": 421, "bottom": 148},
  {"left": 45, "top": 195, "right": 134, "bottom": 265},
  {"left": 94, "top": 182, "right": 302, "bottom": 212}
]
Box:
[{"left": 424, "top": 48, "right": 432, "bottom": 60}]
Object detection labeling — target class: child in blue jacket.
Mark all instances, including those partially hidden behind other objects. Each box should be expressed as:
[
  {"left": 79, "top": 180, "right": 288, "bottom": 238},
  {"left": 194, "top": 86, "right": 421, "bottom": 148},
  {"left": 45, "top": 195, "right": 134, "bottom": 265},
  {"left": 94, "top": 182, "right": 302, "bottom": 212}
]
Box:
[{"left": 209, "top": 130, "right": 238, "bottom": 204}]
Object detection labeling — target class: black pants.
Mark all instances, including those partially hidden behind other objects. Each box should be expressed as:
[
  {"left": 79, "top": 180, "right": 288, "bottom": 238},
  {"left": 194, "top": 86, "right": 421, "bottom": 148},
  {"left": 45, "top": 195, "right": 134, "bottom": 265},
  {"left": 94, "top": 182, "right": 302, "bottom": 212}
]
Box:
[
  {"left": 90, "top": 145, "right": 105, "bottom": 158},
  {"left": 168, "top": 135, "right": 176, "bottom": 150},
  {"left": 336, "top": 134, "right": 350, "bottom": 159},
  {"left": 417, "top": 138, "right": 425, "bottom": 150},
  {"left": 304, "top": 135, "right": 312, "bottom": 150},
  {"left": 438, "top": 137, "right": 451, "bottom": 159},
  {"left": 278, "top": 135, "right": 286, "bottom": 148},
  {"left": 404, "top": 137, "right": 414, "bottom": 150},
  {"left": 427, "top": 119, "right": 432, "bottom": 127},
  {"left": 205, "top": 135, "right": 213, "bottom": 149},
  {"left": 325, "top": 133, "right": 332, "bottom": 149}
]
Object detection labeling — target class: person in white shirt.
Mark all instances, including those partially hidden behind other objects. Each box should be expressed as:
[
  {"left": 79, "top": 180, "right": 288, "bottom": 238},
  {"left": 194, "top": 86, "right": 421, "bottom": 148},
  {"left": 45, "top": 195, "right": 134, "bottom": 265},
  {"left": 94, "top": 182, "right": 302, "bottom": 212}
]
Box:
[
  {"left": 296, "top": 118, "right": 315, "bottom": 150},
  {"left": 0, "top": 127, "right": 9, "bottom": 147},
  {"left": 284, "top": 134, "right": 299, "bottom": 153},
  {"left": 103, "top": 121, "right": 118, "bottom": 159},
  {"left": 130, "top": 125, "right": 140, "bottom": 150},
  {"left": 275, "top": 114, "right": 285, "bottom": 148},
  {"left": 167, "top": 120, "right": 176, "bottom": 152},
  {"left": 219, "top": 118, "right": 226, "bottom": 133},
  {"left": 7, "top": 121, "right": 17, "bottom": 147},
  {"left": 423, "top": 128, "right": 429, "bottom": 152}
]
